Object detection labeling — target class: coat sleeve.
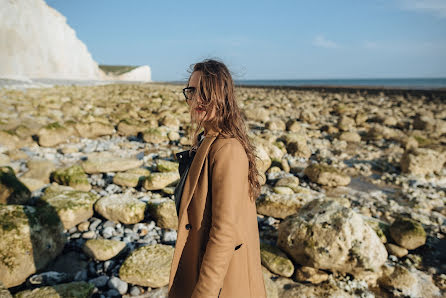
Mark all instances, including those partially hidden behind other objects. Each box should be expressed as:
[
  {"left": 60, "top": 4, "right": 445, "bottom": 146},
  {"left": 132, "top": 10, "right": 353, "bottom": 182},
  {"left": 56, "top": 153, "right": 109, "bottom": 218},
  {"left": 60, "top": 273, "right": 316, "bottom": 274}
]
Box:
[{"left": 191, "top": 141, "right": 248, "bottom": 298}]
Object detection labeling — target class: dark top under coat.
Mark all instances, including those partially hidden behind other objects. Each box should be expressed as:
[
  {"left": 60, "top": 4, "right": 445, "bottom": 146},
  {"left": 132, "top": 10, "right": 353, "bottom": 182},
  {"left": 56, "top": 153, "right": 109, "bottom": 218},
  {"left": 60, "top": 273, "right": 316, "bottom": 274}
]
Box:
[{"left": 174, "top": 131, "right": 205, "bottom": 217}]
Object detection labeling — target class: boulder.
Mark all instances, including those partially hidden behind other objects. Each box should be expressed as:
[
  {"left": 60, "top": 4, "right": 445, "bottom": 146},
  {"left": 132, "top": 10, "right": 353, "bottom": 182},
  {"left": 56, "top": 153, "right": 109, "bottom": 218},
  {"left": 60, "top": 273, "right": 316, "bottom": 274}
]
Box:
[
  {"left": 119, "top": 244, "right": 174, "bottom": 288},
  {"left": 82, "top": 239, "right": 126, "bottom": 261},
  {"left": 260, "top": 243, "right": 294, "bottom": 277},
  {"left": 81, "top": 152, "right": 143, "bottom": 174},
  {"left": 304, "top": 163, "right": 351, "bottom": 187},
  {"left": 38, "top": 184, "right": 99, "bottom": 229},
  {"left": 277, "top": 199, "right": 387, "bottom": 278},
  {"left": 378, "top": 264, "right": 441, "bottom": 297},
  {"left": 143, "top": 172, "right": 180, "bottom": 191},
  {"left": 389, "top": 216, "right": 426, "bottom": 250},
  {"left": 22, "top": 159, "right": 57, "bottom": 184},
  {"left": 400, "top": 147, "right": 446, "bottom": 176},
  {"left": 50, "top": 164, "right": 91, "bottom": 191},
  {"left": 94, "top": 194, "right": 146, "bottom": 225},
  {"left": 113, "top": 167, "right": 150, "bottom": 187},
  {"left": 0, "top": 204, "right": 66, "bottom": 287},
  {"left": 0, "top": 166, "right": 31, "bottom": 205},
  {"left": 74, "top": 121, "right": 114, "bottom": 139},
  {"left": 13, "top": 281, "right": 95, "bottom": 298},
  {"left": 147, "top": 199, "right": 178, "bottom": 230},
  {"left": 37, "top": 122, "right": 74, "bottom": 147}
]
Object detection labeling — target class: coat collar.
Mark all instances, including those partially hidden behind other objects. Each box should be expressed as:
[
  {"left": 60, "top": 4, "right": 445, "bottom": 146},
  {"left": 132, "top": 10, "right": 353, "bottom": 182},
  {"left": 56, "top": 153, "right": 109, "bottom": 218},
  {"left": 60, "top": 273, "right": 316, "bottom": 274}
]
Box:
[{"left": 202, "top": 121, "right": 221, "bottom": 137}]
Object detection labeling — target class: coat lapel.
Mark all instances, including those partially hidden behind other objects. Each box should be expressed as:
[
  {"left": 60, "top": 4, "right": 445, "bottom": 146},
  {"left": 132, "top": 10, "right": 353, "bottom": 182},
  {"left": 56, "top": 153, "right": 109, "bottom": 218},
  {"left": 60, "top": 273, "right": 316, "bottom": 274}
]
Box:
[{"left": 177, "top": 133, "right": 218, "bottom": 224}]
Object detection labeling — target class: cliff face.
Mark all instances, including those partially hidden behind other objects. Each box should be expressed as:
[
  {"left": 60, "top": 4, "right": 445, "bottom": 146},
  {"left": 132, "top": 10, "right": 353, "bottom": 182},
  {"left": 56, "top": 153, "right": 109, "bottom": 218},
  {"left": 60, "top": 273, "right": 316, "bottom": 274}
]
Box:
[{"left": 0, "top": 0, "right": 105, "bottom": 80}]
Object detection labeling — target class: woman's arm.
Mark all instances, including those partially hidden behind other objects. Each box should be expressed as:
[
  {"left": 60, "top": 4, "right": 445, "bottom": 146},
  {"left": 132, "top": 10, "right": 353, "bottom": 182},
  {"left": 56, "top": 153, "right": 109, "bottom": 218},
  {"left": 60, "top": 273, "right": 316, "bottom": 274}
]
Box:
[{"left": 191, "top": 141, "right": 248, "bottom": 298}]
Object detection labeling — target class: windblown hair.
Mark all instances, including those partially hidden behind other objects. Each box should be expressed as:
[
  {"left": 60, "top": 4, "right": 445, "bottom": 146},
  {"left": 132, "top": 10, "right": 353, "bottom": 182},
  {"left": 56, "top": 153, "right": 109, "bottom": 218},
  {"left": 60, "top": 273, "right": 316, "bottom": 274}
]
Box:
[{"left": 186, "top": 58, "right": 261, "bottom": 201}]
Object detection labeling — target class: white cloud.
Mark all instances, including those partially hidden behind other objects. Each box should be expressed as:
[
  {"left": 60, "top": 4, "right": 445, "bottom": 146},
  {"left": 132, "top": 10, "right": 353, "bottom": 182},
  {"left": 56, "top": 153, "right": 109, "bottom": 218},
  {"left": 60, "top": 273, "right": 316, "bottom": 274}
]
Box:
[
  {"left": 313, "top": 35, "right": 340, "bottom": 49},
  {"left": 397, "top": 0, "right": 446, "bottom": 17}
]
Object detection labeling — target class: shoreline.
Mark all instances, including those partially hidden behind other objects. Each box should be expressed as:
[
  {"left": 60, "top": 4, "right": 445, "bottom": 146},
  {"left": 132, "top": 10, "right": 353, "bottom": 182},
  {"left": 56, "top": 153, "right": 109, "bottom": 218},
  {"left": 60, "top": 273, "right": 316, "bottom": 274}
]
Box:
[{"left": 161, "top": 81, "right": 446, "bottom": 97}]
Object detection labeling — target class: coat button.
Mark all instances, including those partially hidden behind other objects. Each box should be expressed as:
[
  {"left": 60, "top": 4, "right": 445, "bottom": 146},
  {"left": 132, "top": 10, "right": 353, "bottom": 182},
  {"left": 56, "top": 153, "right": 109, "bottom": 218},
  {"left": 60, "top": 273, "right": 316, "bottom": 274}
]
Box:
[{"left": 185, "top": 223, "right": 192, "bottom": 230}]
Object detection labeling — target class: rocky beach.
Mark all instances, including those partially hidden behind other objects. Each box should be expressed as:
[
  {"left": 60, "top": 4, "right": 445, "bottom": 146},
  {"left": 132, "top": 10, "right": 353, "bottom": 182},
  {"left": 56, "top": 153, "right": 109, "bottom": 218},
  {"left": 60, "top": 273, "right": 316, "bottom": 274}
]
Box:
[{"left": 0, "top": 82, "right": 445, "bottom": 297}]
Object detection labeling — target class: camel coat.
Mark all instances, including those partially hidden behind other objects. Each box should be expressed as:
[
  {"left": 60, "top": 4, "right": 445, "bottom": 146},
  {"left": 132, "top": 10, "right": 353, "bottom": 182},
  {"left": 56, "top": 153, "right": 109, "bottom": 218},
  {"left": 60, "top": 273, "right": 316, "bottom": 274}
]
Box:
[{"left": 168, "top": 126, "right": 267, "bottom": 298}]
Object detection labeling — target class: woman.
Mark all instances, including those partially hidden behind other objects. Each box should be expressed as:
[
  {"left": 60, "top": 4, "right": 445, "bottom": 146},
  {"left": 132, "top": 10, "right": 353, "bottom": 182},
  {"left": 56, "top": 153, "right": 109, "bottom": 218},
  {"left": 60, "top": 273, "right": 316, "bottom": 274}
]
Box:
[{"left": 168, "top": 59, "right": 267, "bottom": 298}]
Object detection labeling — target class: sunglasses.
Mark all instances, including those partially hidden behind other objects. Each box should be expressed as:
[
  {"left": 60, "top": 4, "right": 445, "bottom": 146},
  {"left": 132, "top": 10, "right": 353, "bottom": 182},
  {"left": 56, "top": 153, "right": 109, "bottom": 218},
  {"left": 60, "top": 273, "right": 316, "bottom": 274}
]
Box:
[{"left": 182, "top": 87, "right": 196, "bottom": 100}]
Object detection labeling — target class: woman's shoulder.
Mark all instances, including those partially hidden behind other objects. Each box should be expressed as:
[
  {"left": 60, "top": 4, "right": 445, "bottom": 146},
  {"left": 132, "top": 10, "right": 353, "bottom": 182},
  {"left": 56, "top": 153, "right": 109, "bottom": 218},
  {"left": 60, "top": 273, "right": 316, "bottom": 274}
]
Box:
[{"left": 209, "top": 137, "right": 247, "bottom": 163}]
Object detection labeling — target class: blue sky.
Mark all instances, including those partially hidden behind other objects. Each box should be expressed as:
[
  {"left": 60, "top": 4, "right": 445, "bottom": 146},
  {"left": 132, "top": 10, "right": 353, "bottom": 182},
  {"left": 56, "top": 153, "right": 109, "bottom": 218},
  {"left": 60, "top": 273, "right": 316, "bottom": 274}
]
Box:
[{"left": 46, "top": 0, "right": 446, "bottom": 81}]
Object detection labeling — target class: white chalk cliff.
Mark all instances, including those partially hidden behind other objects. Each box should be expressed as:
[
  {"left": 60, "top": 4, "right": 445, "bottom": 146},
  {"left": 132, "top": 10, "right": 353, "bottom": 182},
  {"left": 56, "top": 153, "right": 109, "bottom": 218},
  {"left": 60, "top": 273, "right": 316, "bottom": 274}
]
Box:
[{"left": 0, "top": 0, "right": 151, "bottom": 82}]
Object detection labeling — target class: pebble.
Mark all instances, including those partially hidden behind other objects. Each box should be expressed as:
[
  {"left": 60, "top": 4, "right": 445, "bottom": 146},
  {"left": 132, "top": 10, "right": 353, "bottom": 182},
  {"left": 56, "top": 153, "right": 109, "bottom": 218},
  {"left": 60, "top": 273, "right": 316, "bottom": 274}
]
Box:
[
  {"left": 108, "top": 276, "right": 128, "bottom": 295},
  {"left": 89, "top": 275, "right": 109, "bottom": 288},
  {"left": 102, "top": 227, "right": 115, "bottom": 238}
]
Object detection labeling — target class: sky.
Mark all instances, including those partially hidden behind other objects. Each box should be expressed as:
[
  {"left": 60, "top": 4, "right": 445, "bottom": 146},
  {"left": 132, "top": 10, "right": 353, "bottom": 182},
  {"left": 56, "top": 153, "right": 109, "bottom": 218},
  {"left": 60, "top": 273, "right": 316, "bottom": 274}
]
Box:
[{"left": 45, "top": 0, "right": 446, "bottom": 82}]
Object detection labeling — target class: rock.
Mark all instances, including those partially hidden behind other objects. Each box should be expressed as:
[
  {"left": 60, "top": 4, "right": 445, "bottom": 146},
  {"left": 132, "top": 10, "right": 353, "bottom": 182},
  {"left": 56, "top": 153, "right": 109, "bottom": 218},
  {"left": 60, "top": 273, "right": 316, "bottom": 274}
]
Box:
[
  {"left": 339, "top": 131, "right": 361, "bottom": 143},
  {"left": 389, "top": 216, "right": 426, "bottom": 250},
  {"left": 37, "top": 122, "right": 74, "bottom": 147},
  {"left": 400, "top": 147, "right": 446, "bottom": 176},
  {"left": 272, "top": 186, "right": 294, "bottom": 195},
  {"left": 294, "top": 266, "right": 329, "bottom": 284},
  {"left": 366, "top": 123, "right": 402, "bottom": 142},
  {"left": 277, "top": 199, "right": 387, "bottom": 278},
  {"left": 13, "top": 281, "right": 95, "bottom": 298},
  {"left": 260, "top": 243, "right": 294, "bottom": 277},
  {"left": 0, "top": 204, "right": 66, "bottom": 287},
  {"left": 38, "top": 184, "right": 99, "bottom": 229},
  {"left": 0, "top": 153, "right": 10, "bottom": 165},
  {"left": 50, "top": 164, "right": 91, "bottom": 191},
  {"left": 108, "top": 276, "right": 128, "bottom": 295},
  {"left": 22, "top": 159, "right": 57, "bottom": 184},
  {"left": 275, "top": 176, "right": 300, "bottom": 192},
  {"left": 159, "top": 114, "right": 180, "bottom": 129},
  {"left": 28, "top": 271, "right": 70, "bottom": 286},
  {"left": 17, "top": 177, "right": 46, "bottom": 192},
  {"left": 142, "top": 128, "right": 165, "bottom": 144},
  {"left": 113, "top": 167, "right": 150, "bottom": 187},
  {"left": 255, "top": 145, "right": 272, "bottom": 173},
  {"left": 286, "top": 120, "right": 304, "bottom": 132},
  {"left": 143, "top": 172, "right": 180, "bottom": 190},
  {"left": 284, "top": 133, "right": 311, "bottom": 159},
  {"left": 156, "top": 159, "right": 179, "bottom": 172},
  {"left": 74, "top": 121, "right": 114, "bottom": 139},
  {"left": 304, "top": 163, "right": 351, "bottom": 187},
  {"left": 77, "top": 221, "right": 90, "bottom": 232},
  {"left": 89, "top": 275, "right": 109, "bottom": 288},
  {"left": 0, "top": 280, "right": 12, "bottom": 297},
  {"left": 244, "top": 107, "right": 270, "bottom": 122},
  {"left": 378, "top": 264, "right": 441, "bottom": 297},
  {"left": 355, "top": 112, "right": 368, "bottom": 126},
  {"left": 147, "top": 199, "right": 178, "bottom": 230},
  {"left": 81, "top": 152, "right": 143, "bottom": 174},
  {"left": 385, "top": 243, "right": 408, "bottom": 258},
  {"left": 82, "top": 239, "right": 126, "bottom": 261},
  {"left": 274, "top": 276, "right": 352, "bottom": 297},
  {"left": 119, "top": 244, "right": 174, "bottom": 288},
  {"left": 337, "top": 116, "right": 356, "bottom": 131},
  {"left": 94, "top": 194, "right": 147, "bottom": 225},
  {"left": 413, "top": 113, "right": 435, "bottom": 131},
  {"left": 256, "top": 192, "right": 316, "bottom": 219},
  {"left": 266, "top": 119, "right": 286, "bottom": 131},
  {"left": 0, "top": 166, "right": 31, "bottom": 205},
  {"left": 117, "top": 119, "right": 145, "bottom": 136},
  {"left": 0, "top": 131, "right": 22, "bottom": 150},
  {"left": 363, "top": 216, "right": 390, "bottom": 243}
]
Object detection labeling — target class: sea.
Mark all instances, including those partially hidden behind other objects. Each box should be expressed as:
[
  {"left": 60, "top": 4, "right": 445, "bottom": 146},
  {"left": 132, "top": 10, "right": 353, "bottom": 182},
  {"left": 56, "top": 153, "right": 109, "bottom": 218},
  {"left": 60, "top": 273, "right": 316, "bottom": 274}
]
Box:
[
  {"left": 233, "top": 78, "right": 446, "bottom": 90},
  {"left": 1, "top": 77, "right": 445, "bottom": 91}
]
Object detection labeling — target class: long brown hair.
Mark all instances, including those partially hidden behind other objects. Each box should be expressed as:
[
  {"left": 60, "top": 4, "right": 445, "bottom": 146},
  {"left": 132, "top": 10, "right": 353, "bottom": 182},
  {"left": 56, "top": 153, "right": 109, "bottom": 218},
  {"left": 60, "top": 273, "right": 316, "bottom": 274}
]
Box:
[{"left": 186, "top": 58, "right": 261, "bottom": 201}]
